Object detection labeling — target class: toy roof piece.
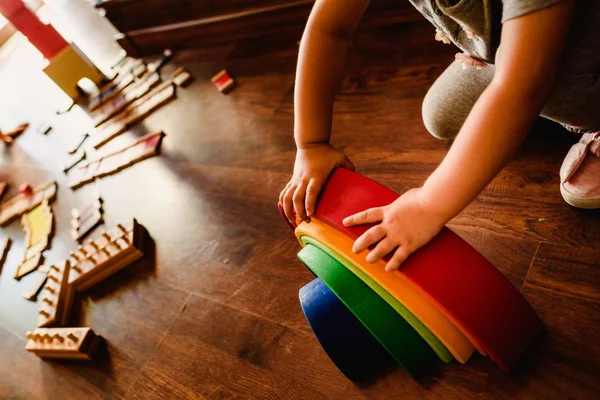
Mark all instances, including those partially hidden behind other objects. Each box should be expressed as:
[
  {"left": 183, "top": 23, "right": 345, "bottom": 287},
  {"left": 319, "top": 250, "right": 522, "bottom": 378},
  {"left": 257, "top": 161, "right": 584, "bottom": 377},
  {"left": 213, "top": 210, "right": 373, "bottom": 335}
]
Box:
[
  {"left": 0, "top": 181, "right": 57, "bottom": 226},
  {"left": 26, "top": 327, "right": 102, "bottom": 360},
  {"left": 38, "top": 261, "right": 74, "bottom": 327}
]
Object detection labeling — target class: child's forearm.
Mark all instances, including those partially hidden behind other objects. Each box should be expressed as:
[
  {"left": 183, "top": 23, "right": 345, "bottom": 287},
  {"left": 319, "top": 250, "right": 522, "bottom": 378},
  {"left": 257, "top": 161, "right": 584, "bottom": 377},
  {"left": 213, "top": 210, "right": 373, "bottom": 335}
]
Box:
[
  {"left": 294, "top": 0, "right": 369, "bottom": 149},
  {"left": 422, "top": 80, "right": 544, "bottom": 221}
]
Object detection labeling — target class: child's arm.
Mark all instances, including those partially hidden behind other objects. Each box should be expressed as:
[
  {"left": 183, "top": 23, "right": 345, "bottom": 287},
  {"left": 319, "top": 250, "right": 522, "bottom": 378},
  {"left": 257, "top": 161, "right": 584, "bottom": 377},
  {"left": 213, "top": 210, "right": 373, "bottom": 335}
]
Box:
[
  {"left": 345, "top": 1, "right": 574, "bottom": 271},
  {"left": 280, "top": 0, "right": 370, "bottom": 223}
]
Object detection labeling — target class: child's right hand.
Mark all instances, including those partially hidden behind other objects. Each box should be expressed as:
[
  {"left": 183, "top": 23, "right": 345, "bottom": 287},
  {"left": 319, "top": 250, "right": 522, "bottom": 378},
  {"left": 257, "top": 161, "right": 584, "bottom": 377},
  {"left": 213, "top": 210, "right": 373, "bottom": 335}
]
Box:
[{"left": 280, "top": 143, "right": 354, "bottom": 224}]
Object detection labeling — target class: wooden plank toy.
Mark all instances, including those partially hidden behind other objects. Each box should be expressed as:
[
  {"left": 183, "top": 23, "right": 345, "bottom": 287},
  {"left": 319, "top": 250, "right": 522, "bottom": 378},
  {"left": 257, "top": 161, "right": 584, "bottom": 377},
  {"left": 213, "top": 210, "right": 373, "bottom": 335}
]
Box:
[
  {"left": 25, "top": 327, "right": 102, "bottom": 360},
  {"left": 172, "top": 66, "right": 193, "bottom": 87},
  {"left": 0, "top": 236, "right": 11, "bottom": 272},
  {"left": 0, "top": 181, "right": 57, "bottom": 226},
  {"left": 90, "top": 82, "right": 175, "bottom": 149},
  {"left": 21, "top": 266, "right": 49, "bottom": 301},
  {"left": 211, "top": 69, "right": 235, "bottom": 93},
  {"left": 92, "top": 72, "right": 161, "bottom": 127},
  {"left": 38, "top": 261, "right": 74, "bottom": 327},
  {"left": 67, "top": 219, "right": 146, "bottom": 291},
  {"left": 311, "top": 167, "right": 544, "bottom": 372},
  {"left": 69, "top": 132, "right": 166, "bottom": 190},
  {"left": 71, "top": 197, "right": 104, "bottom": 242},
  {"left": 87, "top": 59, "right": 146, "bottom": 111}
]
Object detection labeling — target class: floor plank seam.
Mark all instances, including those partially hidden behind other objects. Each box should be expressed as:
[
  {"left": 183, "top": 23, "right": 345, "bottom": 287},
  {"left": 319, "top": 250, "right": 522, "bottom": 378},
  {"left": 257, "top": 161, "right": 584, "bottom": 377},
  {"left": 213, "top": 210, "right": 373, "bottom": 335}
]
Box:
[
  {"left": 521, "top": 240, "right": 542, "bottom": 292},
  {"left": 0, "top": 323, "right": 24, "bottom": 342},
  {"left": 159, "top": 281, "right": 313, "bottom": 336},
  {"left": 122, "top": 291, "right": 193, "bottom": 398}
]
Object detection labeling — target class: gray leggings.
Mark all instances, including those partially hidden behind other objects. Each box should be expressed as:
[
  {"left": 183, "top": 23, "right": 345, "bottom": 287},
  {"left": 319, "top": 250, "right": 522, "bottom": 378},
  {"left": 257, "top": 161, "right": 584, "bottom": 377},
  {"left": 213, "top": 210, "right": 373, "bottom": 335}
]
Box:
[{"left": 422, "top": 60, "right": 599, "bottom": 139}]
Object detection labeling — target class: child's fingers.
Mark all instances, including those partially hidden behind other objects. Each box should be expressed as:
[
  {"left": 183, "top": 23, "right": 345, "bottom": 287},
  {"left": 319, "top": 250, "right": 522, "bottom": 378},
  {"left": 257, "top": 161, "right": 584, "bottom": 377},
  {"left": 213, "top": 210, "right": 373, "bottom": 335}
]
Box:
[
  {"left": 305, "top": 177, "right": 324, "bottom": 217},
  {"left": 282, "top": 184, "right": 297, "bottom": 223},
  {"left": 352, "top": 225, "right": 385, "bottom": 254},
  {"left": 293, "top": 183, "right": 308, "bottom": 221},
  {"left": 343, "top": 207, "right": 384, "bottom": 227},
  {"left": 279, "top": 181, "right": 291, "bottom": 205},
  {"left": 385, "top": 246, "right": 411, "bottom": 272},
  {"left": 365, "top": 238, "right": 395, "bottom": 264}
]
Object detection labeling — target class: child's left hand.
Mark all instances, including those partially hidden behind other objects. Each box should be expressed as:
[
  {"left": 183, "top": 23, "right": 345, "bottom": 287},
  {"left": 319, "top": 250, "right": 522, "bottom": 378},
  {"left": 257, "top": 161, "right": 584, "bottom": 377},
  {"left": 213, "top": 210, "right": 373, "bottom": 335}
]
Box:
[{"left": 342, "top": 188, "right": 447, "bottom": 271}]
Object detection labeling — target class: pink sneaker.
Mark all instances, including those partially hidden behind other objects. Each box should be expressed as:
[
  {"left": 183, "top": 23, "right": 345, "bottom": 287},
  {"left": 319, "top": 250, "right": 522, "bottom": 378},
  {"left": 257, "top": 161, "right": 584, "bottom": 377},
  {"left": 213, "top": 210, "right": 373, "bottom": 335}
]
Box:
[{"left": 560, "top": 132, "right": 600, "bottom": 209}]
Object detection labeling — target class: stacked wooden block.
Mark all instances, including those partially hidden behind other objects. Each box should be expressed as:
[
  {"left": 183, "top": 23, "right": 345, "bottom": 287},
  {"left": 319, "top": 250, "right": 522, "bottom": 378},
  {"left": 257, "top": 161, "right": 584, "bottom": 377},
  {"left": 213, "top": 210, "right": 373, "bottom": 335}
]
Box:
[
  {"left": 15, "top": 201, "right": 54, "bottom": 280},
  {"left": 282, "top": 168, "right": 544, "bottom": 380}
]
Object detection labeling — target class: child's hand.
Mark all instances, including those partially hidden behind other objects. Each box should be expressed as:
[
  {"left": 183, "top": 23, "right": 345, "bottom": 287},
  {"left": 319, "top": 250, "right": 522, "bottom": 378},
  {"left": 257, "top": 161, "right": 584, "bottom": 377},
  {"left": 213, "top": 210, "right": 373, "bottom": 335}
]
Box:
[
  {"left": 343, "top": 188, "right": 447, "bottom": 271},
  {"left": 280, "top": 143, "right": 354, "bottom": 223}
]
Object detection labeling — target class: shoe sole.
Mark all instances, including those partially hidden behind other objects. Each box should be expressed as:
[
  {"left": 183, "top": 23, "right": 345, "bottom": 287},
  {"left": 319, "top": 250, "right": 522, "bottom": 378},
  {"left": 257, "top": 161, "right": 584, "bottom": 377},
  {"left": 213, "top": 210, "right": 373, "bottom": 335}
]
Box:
[{"left": 560, "top": 184, "right": 600, "bottom": 209}]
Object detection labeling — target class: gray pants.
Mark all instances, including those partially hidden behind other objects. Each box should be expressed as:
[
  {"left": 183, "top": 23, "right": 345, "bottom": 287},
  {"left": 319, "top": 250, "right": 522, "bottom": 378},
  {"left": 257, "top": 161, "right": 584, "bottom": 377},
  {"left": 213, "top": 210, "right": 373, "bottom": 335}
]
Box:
[{"left": 422, "top": 60, "right": 599, "bottom": 139}]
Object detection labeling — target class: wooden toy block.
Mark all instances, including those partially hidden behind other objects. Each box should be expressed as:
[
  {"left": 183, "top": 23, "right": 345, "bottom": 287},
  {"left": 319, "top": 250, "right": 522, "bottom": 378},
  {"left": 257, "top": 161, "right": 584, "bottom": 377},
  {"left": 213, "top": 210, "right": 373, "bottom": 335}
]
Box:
[
  {"left": 71, "top": 197, "right": 103, "bottom": 220},
  {"left": 92, "top": 72, "right": 161, "bottom": 127},
  {"left": 71, "top": 210, "right": 103, "bottom": 242},
  {"left": 68, "top": 219, "right": 146, "bottom": 291},
  {"left": 211, "top": 69, "right": 235, "bottom": 93},
  {"left": 25, "top": 327, "right": 102, "bottom": 360},
  {"left": 14, "top": 253, "right": 43, "bottom": 280},
  {"left": 62, "top": 150, "right": 86, "bottom": 174},
  {"left": 172, "top": 67, "right": 193, "bottom": 87},
  {"left": 0, "top": 236, "right": 11, "bottom": 271},
  {"left": 69, "top": 132, "right": 166, "bottom": 190},
  {"left": 88, "top": 60, "right": 147, "bottom": 111},
  {"left": 90, "top": 82, "right": 175, "bottom": 149},
  {"left": 0, "top": 181, "right": 6, "bottom": 200},
  {"left": 38, "top": 261, "right": 74, "bottom": 327},
  {"left": 68, "top": 133, "right": 90, "bottom": 155},
  {"left": 0, "top": 181, "right": 57, "bottom": 226},
  {"left": 21, "top": 266, "right": 49, "bottom": 301}
]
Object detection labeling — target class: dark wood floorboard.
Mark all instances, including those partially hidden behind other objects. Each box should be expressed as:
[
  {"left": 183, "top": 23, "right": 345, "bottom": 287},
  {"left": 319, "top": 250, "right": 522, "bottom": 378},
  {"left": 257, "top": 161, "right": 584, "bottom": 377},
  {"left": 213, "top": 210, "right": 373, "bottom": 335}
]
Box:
[{"left": 0, "top": 8, "right": 599, "bottom": 399}]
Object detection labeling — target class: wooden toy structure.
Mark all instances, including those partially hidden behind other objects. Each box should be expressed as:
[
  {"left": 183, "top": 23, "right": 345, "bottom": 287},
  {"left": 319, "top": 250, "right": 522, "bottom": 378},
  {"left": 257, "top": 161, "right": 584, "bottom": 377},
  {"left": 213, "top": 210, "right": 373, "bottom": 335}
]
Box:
[
  {"left": 281, "top": 168, "right": 544, "bottom": 379},
  {"left": 26, "top": 327, "right": 102, "bottom": 360},
  {"left": 38, "top": 261, "right": 73, "bottom": 327}
]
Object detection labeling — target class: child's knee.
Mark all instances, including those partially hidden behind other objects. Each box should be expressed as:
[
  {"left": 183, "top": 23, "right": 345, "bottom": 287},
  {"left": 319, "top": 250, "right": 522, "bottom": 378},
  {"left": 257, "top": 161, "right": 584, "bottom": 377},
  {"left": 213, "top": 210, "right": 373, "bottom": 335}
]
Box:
[{"left": 421, "top": 90, "right": 459, "bottom": 140}]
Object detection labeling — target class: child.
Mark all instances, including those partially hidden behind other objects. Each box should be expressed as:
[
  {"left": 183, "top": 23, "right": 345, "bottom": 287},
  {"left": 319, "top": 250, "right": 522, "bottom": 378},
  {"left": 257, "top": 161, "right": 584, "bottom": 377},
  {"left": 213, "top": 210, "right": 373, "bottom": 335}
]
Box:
[{"left": 280, "top": 0, "right": 600, "bottom": 271}]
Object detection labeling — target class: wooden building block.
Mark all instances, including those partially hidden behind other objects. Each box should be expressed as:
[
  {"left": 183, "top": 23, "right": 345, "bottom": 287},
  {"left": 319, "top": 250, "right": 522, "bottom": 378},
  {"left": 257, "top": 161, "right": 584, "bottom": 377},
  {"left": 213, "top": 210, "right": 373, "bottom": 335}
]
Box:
[
  {"left": 38, "top": 261, "right": 74, "bottom": 327},
  {"left": 21, "top": 267, "right": 49, "bottom": 301},
  {"left": 25, "top": 327, "right": 102, "bottom": 360},
  {"left": 211, "top": 69, "right": 235, "bottom": 93},
  {"left": 172, "top": 67, "right": 193, "bottom": 87},
  {"left": 91, "top": 82, "right": 175, "bottom": 149},
  {"left": 92, "top": 72, "right": 161, "bottom": 127},
  {"left": 0, "top": 236, "right": 11, "bottom": 271},
  {"left": 14, "top": 253, "right": 43, "bottom": 280},
  {"left": 0, "top": 181, "right": 57, "bottom": 226},
  {"left": 68, "top": 219, "right": 146, "bottom": 291},
  {"left": 69, "top": 132, "right": 166, "bottom": 190},
  {"left": 88, "top": 60, "right": 146, "bottom": 111}
]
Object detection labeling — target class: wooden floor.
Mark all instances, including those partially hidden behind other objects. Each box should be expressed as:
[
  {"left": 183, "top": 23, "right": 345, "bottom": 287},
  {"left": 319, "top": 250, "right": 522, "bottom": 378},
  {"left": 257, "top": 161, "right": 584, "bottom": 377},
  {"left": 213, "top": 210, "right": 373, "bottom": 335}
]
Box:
[{"left": 1, "top": 12, "right": 600, "bottom": 400}]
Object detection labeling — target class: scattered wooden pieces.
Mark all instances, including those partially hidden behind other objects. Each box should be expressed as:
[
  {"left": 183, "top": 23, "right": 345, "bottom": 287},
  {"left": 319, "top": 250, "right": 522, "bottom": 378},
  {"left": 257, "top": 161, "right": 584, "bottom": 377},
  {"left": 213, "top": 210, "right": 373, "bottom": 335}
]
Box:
[
  {"left": 71, "top": 196, "right": 104, "bottom": 242},
  {"left": 91, "top": 82, "right": 175, "bottom": 149},
  {"left": 0, "top": 181, "right": 57, "bottom": 226},
  {"left": 211, "top": 69, "right": 235, "bottom": 93},
  {"left": 21, "top": 267, "right": 49, "bottom": 301},
  {"left": 38, "top": 261, "right": 74, "bottom": 327},
  {"left": 25, "top": 327, "right": 102, "bottom": 360},
  {"left": 62, "top": 150, "right": 86, "bottom": 174},
  {"left": 68, "top": 133, "right": 90, "bottom": 155},
  {"left": 67, "top": 219, "right": 146, "bottom": 291},
  {"left": 92, "top": 72, "right": 161, "bottom": 127},
  {"left": 70, "top": 132, "right": 166, "bottom": 190}
]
